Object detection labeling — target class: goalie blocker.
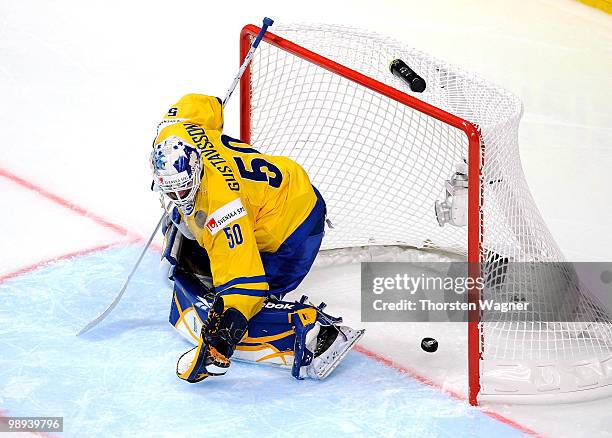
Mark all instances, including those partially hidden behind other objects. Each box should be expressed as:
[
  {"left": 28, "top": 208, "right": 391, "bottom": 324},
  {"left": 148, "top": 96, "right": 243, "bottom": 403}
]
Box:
[{"left": 163, "top": 215, "right": 364, "bottom": 381}]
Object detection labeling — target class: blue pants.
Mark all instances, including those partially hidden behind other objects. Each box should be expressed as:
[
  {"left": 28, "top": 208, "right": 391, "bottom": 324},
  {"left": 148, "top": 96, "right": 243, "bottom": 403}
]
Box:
[{"left": 260, "top": 187, "right": 326, "bottom": 299}]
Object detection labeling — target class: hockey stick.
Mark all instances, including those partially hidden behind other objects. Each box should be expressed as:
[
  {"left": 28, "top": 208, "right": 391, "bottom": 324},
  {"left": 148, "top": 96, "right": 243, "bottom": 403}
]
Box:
[
  {"left": 224, "top": 17, "right": 274, "bottom": 105},
  {"left": 76, "top": 211, "right": 167, "bottom": 336},
  {"left": 76, "top": 17, "right": 274, "bottom": 336}
]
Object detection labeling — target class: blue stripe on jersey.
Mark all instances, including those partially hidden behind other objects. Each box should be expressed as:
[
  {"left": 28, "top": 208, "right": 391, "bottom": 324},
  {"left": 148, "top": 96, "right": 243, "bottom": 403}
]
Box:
[
  {"left": 218, "top": 287, "right": 269, "bottom": 298},
  {"left": 215, "top": 276, "right": 268, "bottom": 293}
]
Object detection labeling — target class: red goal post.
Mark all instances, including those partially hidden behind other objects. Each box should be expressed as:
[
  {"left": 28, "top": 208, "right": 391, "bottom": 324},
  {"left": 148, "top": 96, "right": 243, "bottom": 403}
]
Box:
[{"left": 239, "top": 24, "right": 485, "bottom": 406}]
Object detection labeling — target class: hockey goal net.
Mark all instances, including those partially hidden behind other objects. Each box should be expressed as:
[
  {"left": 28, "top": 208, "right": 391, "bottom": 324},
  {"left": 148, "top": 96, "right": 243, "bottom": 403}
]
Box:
[{"left": 239, "top": 23, "right": 612, "bottom": 405}]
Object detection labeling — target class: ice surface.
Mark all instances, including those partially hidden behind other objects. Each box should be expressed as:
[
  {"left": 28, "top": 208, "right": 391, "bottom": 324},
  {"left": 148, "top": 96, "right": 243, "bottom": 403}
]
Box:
[
  {"left": 0, "top": 246, "right": 526, "bottom": 437},
  {"left": 0, "top": 0, "right": 610, "bottom": 436},
  {"left": 0, "top": 178, "right": 128, "bottom": 277}
]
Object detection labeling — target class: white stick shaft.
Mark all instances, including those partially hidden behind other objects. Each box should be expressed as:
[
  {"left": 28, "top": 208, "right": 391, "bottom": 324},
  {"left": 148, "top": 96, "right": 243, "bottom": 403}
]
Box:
[{"left": 223, "top": 47, "right": 256, "bottom": 105}]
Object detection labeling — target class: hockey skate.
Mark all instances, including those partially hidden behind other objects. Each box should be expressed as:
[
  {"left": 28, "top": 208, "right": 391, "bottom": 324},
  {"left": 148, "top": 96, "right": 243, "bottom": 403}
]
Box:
[{"left": 304, "top": 323, "right": 365, "bottom": 380}]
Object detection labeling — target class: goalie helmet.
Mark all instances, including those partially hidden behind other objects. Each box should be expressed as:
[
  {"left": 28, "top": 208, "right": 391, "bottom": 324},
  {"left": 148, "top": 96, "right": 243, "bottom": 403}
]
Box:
[{"left": 151, "top": 136, "right": 202, "bottom": 216}]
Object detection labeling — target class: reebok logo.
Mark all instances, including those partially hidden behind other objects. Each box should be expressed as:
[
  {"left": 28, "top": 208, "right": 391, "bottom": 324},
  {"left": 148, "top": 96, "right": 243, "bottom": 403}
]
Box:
[
  {"left": 264, "top": 302, "right": 295, "bottom": 310},
  {"left": 206, "top": 198, "right": 247, "bottom": 235}
]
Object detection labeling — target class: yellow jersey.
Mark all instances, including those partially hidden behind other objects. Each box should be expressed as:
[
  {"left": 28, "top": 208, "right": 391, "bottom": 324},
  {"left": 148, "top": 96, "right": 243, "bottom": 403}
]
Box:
[{"left": 154, "top": 94, "right": 319, "bottom": 321}]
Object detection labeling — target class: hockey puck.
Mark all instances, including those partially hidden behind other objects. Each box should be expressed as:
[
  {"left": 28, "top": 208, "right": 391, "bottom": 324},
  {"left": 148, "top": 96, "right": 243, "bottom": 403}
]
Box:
[
  {"left": 421, "top": 337, "right": 438, "bottom": 353},
  {"left": 389, "top": 59, "right": 427, "bottom": 93}
]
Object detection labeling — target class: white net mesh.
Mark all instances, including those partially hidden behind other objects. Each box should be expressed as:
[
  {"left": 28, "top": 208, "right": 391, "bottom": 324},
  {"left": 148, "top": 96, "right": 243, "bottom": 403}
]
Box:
[{"left": 243, "top": 23, "right": 612, "bottom": 401}]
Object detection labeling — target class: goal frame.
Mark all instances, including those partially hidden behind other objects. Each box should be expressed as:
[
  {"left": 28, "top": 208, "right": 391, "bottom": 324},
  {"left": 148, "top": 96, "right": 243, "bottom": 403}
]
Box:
[{"left": 239, "top": 24, "right": 484, "bottom": 406}]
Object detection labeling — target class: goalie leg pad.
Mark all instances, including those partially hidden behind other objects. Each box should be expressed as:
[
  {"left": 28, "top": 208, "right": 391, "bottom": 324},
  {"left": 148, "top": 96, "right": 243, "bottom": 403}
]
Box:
[
  {"left": 176, "top": 338, "right": 211, "bottom": 383},
  {"left": 169, "top": 289, "right": 364, "bottom": 379},
  {"left": 176, "top": 296, "right": 241, "bottom": 383},
  {"left": 176, "top": 293, "right": 226, "bottom": 383}
]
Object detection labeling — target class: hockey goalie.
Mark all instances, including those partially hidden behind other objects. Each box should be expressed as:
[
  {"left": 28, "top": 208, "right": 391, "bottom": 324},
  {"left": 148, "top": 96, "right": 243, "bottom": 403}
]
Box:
[{"left": 150, "top": 94, "right": 364, "bottom": 383}]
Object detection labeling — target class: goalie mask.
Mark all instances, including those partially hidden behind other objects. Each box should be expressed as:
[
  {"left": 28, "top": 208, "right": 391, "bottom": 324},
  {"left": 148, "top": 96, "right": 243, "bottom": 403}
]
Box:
[{"left": 151, "top": 136, "right": 202, "bottom": 216}]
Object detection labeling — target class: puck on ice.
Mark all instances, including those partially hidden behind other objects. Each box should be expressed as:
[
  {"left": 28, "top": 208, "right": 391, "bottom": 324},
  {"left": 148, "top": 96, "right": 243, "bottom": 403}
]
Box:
[{"left": 421, "top": 337, "right": 438, "bottom": 353}]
